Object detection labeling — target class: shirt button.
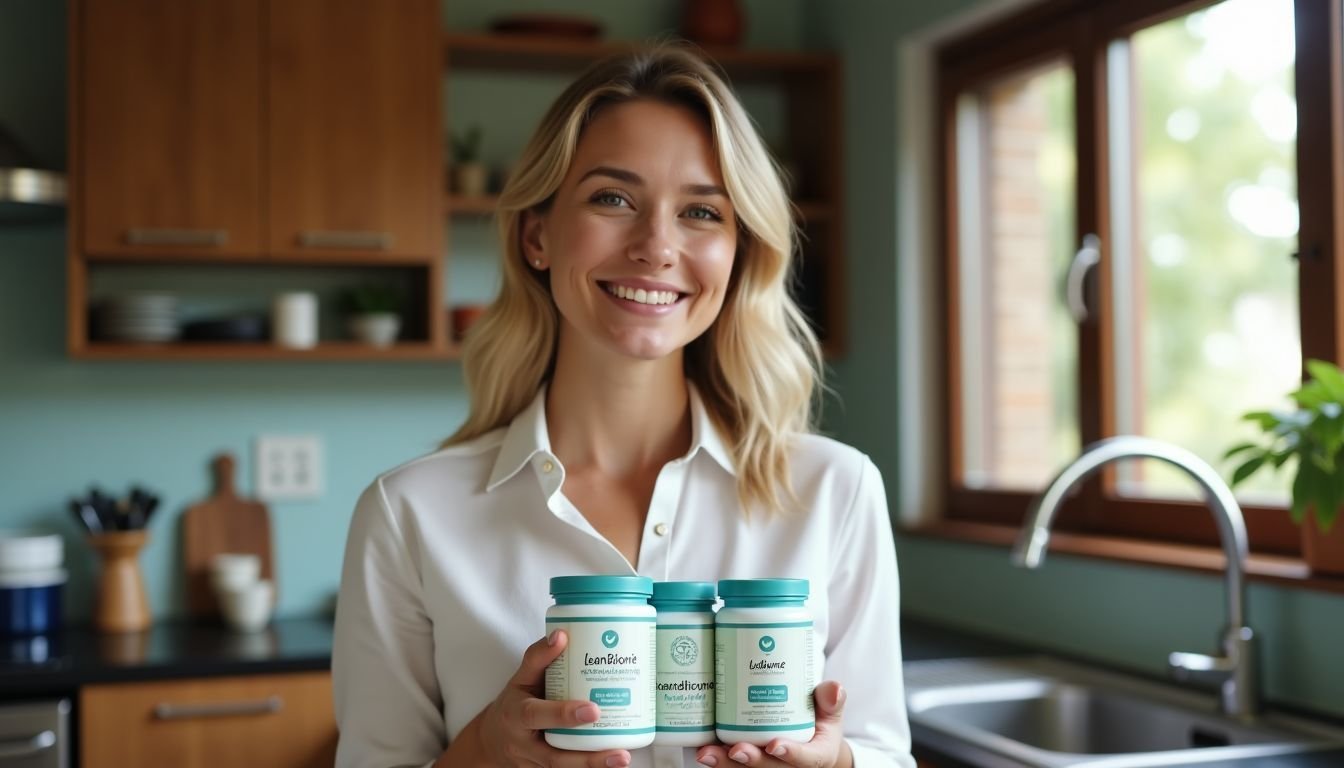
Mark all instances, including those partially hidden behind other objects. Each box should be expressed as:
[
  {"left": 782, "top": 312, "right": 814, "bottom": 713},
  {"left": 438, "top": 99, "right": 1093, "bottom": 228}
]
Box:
[
  {"left": 541, "top": 460, "right": 555, "bottom": 474},
  {"left": 653, "top": 523, "right": 668, "bottom": 536}
]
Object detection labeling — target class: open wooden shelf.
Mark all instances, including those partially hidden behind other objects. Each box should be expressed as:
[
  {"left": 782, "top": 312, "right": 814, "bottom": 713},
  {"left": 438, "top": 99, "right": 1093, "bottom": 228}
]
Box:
[
  {"left": 72, "top": 340, "right": 460, "bottom": 362},
  {"left": 446, "top": 194, "right": 499, "bottom": 216},
  {"left": 443, "top": 33, "right": 838, "bottom": 80}
]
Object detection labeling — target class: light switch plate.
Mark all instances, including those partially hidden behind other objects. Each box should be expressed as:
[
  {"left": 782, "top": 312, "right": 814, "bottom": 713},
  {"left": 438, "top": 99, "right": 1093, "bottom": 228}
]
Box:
[{"left": 255, "top": 434, "right": 323, "bottom": 501}]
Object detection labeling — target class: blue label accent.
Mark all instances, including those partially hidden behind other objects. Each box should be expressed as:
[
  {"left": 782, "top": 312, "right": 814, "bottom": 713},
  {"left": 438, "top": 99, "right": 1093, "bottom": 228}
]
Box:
[
  {"left": 716, "top": 722, "right": 814, "bottom": 732},
  {"left": 758, "top": 635, "right": 776, "bottom": 653},
  {"left": 545, "top": 616, "right": 655, "bottom": 623},
  {"left": 601, "top": 629, "right": 620, "bottom": 648},
  {"left": 747, "top": 685, "right": 788, "bottom": 703},
  {"left": 547, "top": 726, "right": 657, "bottom": 735},
  {"left": 715, "top": 621, "right": 813, "bottom": 628},
  {"left": 590, "top": 688, "right": 632, "bottom": 707}
]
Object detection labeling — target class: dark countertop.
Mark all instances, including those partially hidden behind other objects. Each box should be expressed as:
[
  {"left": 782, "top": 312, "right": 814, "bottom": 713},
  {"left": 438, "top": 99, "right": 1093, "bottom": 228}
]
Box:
[
  {"left": 0, "top": 617, "right": 331, "bottom": 699},
  {"left": 1, "top": 615, "right": 1341, "bottom": 767}
]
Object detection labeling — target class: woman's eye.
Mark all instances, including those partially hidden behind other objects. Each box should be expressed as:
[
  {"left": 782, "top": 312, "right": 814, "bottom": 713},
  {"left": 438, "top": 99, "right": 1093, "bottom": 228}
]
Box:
[
  {"left": 686, "top": 204, "right": 724, "bottom": 222},
  {"left": 593, "top": 192, "right": 628, "bottom": 207}
]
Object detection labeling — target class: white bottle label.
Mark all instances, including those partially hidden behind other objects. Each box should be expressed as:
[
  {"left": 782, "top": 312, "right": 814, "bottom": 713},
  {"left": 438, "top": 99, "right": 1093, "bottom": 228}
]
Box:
[
  {"left": 545, "top": 618, "right": 656, "bottom": 736},
  {"left": 715, "top": 622, "right": 814, "bottom": 731},
  {"left": 656, "top": 624, "right": 715, "bottom": 733}
]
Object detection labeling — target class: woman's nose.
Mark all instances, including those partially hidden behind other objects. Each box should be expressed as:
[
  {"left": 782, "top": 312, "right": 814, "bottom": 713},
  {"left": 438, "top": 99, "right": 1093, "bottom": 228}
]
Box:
[{"left": 627, "top": 212, "right": 678, "bottom": 268}]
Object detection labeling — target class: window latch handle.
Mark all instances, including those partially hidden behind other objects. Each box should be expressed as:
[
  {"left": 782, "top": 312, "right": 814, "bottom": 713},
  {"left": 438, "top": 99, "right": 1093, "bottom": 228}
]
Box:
[{"left": 1066, "top": 233, "right": 1102, "bottom": 323}]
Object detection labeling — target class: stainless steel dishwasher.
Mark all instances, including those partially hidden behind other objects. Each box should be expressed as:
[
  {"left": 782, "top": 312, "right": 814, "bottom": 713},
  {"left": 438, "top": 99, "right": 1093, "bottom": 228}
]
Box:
[{"left": 0, "top": 700, "right": 69, "bottom": 768}]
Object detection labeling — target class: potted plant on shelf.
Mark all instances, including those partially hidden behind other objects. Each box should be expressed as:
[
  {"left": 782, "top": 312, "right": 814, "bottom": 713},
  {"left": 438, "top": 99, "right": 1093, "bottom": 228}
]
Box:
[
  {"left": 1225, "top": 358, "right": 1344, "bottom": 575},
  {"left": 340, "top": 283, "right": 404, "bottom": 348},
  {"left": 449, "top": 125, "right": 487, "bottom": 198}
]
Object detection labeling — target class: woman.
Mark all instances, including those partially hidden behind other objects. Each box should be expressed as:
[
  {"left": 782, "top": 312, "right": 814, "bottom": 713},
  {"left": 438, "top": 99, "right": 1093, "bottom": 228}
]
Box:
[{"left": 333, "top": 45, "right": 914, "bottom": 768}]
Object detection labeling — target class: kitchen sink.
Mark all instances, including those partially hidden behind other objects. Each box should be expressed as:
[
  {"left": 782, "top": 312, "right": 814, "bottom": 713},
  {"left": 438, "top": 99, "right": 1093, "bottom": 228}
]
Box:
[{"left": 906, "top": 656, "right": 1344, "bottom": 767}]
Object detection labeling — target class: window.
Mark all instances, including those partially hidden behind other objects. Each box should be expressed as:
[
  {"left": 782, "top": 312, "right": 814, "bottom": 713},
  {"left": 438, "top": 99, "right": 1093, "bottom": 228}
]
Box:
[{"left": 937, "top": 0, "right": 1344, "bottom": 555}]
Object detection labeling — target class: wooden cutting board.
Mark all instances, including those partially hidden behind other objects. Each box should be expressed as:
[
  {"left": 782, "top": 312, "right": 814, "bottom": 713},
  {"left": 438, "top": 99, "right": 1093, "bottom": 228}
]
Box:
[{"left": 183, "top": 452, "right": 275, "bottom": 620}]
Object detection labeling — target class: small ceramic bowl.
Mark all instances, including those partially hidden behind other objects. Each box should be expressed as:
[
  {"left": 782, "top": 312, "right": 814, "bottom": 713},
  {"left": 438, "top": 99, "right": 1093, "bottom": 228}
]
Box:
[
  {"left": 218, "top": 579, "right": 274, "bottom": 633},
  {"left": 210, "top": 553, "right": 260, "bottom": 593}
]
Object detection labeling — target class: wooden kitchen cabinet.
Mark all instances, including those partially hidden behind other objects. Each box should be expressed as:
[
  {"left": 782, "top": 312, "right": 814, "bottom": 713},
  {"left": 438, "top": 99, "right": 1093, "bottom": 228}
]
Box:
[
  {"left": 267, "top": 0, "right": 441, "bottom": 260},
  {"left": 67, "top": 0, "right": 447, "bottom": 360},
  {"left": 78, "top": 0, "right": 264, "bottom": 258},
  {"left": 80, "top": 671, "right": 336, "bottom": 768}
]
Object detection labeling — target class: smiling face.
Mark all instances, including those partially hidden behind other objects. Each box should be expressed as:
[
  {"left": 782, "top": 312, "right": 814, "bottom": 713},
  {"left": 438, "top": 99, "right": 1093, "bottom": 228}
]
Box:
[{"left": 522, "top": 98, "right": 738, "bottom": 365}]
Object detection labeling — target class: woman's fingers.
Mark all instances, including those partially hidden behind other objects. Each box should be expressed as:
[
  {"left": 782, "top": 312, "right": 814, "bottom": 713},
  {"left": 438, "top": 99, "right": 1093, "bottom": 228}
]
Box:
[
  {"left": 696, "top": 744, "right": 731, "bottom": 766},
  {"left": 531, "top": 745, "right": 633, "bottom": 768},
  {"left": 509, "top": 629, "right": 568, "bottom": 690},
  {"left": 515, "top": 697, "right": 601, "bottom": 732}
]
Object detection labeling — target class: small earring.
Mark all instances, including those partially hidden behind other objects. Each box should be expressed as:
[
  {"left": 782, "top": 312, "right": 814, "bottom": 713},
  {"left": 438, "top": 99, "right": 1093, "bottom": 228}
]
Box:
[{"left": 533, "top": 259, "right": 544, "bottom": 268}]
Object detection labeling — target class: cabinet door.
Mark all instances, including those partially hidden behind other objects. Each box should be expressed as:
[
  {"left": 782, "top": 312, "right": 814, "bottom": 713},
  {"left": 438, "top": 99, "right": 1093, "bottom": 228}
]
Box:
[
  {"left": 79, "top": 0, "right": 263, "bottom": 256},
  {"left": 80, "top": 671, "right": 336, "bottom": 768},
  {"left": 267, "top": 0, "right": 441, "bottom": 260}
]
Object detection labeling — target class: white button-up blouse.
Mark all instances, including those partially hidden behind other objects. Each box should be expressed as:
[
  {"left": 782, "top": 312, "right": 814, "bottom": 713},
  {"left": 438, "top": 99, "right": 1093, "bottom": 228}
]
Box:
[{"left": 333, "top": 386, "right": 915, "bottom": 768}]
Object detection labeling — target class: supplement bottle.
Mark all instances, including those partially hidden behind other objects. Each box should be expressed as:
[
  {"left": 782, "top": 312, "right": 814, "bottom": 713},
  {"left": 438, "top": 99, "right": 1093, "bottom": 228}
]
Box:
[
  {"left": 651, "top": 581, "right": 717, "bottom": 747},
  {"left": 544, "top": 575, "right": 656, "bottom": 751},
  {"left": 715, "top": 578, "right": 814, "bottom": 746}
]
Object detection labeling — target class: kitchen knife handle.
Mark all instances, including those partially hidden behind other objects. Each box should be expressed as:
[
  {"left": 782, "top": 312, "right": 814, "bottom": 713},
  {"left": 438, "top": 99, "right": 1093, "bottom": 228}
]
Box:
[{"left": 153, "top": 695, "right": 282, "bottom": 720}]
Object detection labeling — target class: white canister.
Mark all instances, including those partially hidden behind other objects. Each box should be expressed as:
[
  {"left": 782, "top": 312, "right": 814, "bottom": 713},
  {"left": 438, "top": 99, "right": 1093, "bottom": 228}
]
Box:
[
  {"left": 272, "top": 292, "right": 318, "bottom": 348},
  {"left": 652, "top": 581, "right": 717, "bottom": 747},
  {"left": 715, "top": 578, "right": 814, "bottom": 746},
  {"left": 544, "top": 575, "right": 656, "bottom": 751}
]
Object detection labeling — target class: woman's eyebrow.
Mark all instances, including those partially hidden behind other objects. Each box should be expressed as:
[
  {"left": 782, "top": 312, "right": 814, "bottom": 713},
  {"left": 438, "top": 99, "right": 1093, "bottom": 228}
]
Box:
[{"left": 578, "top": 165, "right": 728, "bottom": 198}]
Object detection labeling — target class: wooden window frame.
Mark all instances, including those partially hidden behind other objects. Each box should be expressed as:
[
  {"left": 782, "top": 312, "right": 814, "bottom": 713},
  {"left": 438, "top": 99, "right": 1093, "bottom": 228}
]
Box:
[{"left": 934, "top": 0, "right": 1344, "bottom": 559}]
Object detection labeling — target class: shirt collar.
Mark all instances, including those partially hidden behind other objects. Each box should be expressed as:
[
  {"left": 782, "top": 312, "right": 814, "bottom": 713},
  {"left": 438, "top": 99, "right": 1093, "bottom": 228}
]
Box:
[{"left": 485, "top": 383, "right": 736, "bottom": 492}]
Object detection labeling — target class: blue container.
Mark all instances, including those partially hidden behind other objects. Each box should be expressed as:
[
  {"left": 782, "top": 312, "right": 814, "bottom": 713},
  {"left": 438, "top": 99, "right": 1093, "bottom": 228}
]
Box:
[{"left": 0, "top": 568, "right": 66, "bottom": 636}]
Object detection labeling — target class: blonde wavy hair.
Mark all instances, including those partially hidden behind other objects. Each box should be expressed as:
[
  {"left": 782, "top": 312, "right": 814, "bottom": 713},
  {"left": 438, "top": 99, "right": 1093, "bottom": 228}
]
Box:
[{"left": 445, "top": 43, "right": 823, "bottom": 515}]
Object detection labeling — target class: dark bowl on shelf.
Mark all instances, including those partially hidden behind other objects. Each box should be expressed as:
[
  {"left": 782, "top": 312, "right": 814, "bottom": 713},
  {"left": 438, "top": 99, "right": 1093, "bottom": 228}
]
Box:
[{"left": 180, "top": 315, "right": 268, "bottom": 342}]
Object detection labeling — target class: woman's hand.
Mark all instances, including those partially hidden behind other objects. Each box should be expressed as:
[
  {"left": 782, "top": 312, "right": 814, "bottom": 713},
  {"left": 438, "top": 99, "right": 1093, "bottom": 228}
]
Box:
[
  {"left": 473, "top": 629, "right": 633, "bottom": 768},
  {"left": 695, "top": 681, "right": 853, "bottom": 768}
]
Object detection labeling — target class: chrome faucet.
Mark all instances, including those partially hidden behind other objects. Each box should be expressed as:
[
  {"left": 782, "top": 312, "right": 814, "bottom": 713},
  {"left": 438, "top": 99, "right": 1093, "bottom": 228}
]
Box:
[{"left": 1011, "top": 435, "right": 1259, "bottom": 721}]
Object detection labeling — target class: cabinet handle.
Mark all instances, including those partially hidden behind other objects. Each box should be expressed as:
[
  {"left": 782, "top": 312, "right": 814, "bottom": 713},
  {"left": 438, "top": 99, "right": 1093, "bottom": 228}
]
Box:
[
  {"left": 298, "top": 230, "right": 393, "bottom": 249},
  {"left": 0, "top": 730, "right": 56, "bottom": 758},
  {"left": 153, "top": 695, "right": 283, "bottom": 721},
  {"left": 125, "top": 228, "right": 229, "bottom": 247}
]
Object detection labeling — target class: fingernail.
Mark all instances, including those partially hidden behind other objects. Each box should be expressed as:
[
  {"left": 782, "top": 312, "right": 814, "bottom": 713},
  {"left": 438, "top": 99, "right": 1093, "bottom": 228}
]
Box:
[
  {"left": 577, "top": 704, "right": 600, "bottom": 723},
  {"left": 730, "top": 751, "right": 749, "bottom": 764},
  {"left": 836, "top": 685, "right": 847, "bottom": 708},
  {"left": 697, "top": 758, "right": 718, "bottom": 767},
  {"left": 547, "top": 629, "right": 560, "bottom": 646},
  {"left": 769, "top": 745, "right": 787, "bottom": 757},
  {"left": 606, "top": 757, "right": 628, "bottom": 768}
]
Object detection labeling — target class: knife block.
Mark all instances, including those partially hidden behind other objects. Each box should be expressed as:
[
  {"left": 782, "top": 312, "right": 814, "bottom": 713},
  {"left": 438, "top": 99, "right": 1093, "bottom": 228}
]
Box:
[{"left": 89, "top": 530, "right": 151, "bottom": 633}]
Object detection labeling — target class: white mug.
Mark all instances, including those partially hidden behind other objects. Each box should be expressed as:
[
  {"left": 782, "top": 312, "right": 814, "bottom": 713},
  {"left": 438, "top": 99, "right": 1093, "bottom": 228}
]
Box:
[{"left": 272, "top": 292, "right": 318, "bottom": 348}]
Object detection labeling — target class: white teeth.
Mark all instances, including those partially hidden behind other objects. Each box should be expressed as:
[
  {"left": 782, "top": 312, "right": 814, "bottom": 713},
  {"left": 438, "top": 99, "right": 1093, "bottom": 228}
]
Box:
[{"left": 604, "top": 283, "right": 679, "bottom": 306}]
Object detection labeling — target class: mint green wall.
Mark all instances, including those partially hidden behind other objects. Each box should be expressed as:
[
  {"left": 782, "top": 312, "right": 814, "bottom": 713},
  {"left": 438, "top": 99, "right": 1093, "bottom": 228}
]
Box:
[
  {"left": 815, "top": 0, "right": 1344, "bottom": 718},
  {"left": 0, "top": 1, "right": 809, "bottom": 623}
]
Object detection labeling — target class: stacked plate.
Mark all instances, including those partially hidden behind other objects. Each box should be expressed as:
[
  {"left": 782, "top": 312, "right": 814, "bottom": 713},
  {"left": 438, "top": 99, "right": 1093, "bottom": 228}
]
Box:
[{"left": 96, "top": 293, "right": 179, "bottom": 342}]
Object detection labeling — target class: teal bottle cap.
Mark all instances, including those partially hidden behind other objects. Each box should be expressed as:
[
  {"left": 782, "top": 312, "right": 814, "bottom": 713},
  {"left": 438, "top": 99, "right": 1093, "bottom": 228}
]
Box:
[
  {"left": 651, "top": 580, "right": 716, "bottom": 604},
  {"left": 550, "top": 575, "right": 654, "bottom": 598},
  {"left": 717, "top": 578, "right": 809, "bottom": 599}
]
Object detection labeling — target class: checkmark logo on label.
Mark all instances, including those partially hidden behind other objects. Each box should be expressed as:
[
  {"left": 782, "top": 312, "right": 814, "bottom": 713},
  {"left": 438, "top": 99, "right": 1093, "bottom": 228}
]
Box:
[
  {"left": 758, "top": 635, "right": 776, "bottom": 653},
  {"left": 602, "top": 630, "right": 619, "bottom": 648}
]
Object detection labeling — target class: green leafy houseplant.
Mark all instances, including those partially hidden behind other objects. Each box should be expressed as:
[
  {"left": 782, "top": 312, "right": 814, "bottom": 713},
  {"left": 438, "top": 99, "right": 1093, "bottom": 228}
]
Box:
[
  {"left": 1225, "top": 359, "right": 1344, "bottom": 533},
  {"left": 449, "top": 125, "right": 482, "bottom": 166},
  {"left": 340, "top": 283, "right": 404, "bottom": 316}
]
